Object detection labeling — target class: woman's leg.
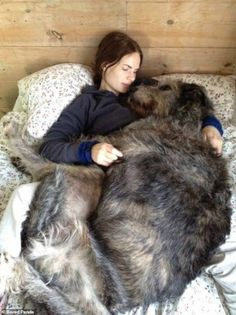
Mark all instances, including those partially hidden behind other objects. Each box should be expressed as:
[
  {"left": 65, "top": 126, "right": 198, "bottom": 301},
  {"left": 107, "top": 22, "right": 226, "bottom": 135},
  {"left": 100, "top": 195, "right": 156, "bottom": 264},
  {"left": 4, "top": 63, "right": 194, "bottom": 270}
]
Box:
[
  {"left": 205, "top": 224, "right": 236, "bottom": 315},
  {"left": 0, "top": 182, "right": 39, "bottom": 257}
]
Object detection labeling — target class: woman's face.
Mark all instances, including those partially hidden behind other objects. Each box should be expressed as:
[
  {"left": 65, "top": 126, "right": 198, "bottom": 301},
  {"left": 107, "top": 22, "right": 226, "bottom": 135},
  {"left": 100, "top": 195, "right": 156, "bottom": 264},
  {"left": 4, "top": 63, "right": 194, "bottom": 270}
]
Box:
[{"left": 100, "top": 52, "right": 141, "bottom": 95}]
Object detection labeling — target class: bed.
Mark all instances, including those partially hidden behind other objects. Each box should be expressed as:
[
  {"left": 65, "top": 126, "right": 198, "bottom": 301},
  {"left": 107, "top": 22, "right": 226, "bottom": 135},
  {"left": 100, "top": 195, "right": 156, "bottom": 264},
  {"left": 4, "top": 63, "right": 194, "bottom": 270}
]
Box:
[{"left": 0, "top": 63, "right": 236, "bottom": 314}]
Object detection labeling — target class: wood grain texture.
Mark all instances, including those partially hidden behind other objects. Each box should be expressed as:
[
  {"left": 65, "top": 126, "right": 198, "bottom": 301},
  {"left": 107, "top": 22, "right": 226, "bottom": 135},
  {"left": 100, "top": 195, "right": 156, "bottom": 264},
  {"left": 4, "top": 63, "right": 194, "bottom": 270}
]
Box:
[
  {"left": 127, "top": 0, "right": 236, "bottom": 2},
  {"left": 141, "top": 48, "right": 236, "bottom": 76},
  {"left": 0, "top": 82, "right": 18, "bottom": 117},
  {"left": 127, "top": 2, "right": 236, "bottom": 48},
  {"left": 0, "top": 47, "right": 96, "bottom": 81},
  {"left": 0, "top": 0, "right": 235, "bottom": 116},
  {"left": 0, "top": 1, "right": 126, "bottom": 46}
]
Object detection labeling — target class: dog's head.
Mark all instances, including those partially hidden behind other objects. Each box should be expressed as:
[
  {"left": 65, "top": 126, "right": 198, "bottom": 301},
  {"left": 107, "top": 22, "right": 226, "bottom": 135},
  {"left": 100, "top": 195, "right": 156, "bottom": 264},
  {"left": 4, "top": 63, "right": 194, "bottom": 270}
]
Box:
[{"left": 123, "top": 78, "right": 214, "bottom": 121}]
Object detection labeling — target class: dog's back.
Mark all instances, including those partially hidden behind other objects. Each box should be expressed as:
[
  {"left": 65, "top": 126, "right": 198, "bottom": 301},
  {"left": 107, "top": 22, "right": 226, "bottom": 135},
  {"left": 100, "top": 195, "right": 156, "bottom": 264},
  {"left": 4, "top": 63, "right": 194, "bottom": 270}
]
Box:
[
  {"left": 91, "top": 122, "right": 231, "bottom": 307},
  {"left": 90, "top": 80, "right": 231, "bottom": 307}
]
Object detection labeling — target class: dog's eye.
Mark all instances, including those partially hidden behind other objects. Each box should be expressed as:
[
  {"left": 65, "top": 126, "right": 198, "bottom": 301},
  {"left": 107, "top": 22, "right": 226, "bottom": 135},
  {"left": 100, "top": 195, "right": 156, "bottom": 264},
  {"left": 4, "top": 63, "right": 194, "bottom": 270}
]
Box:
[{"left": 159, "top": 85, "right": 171, "bottom": 91}]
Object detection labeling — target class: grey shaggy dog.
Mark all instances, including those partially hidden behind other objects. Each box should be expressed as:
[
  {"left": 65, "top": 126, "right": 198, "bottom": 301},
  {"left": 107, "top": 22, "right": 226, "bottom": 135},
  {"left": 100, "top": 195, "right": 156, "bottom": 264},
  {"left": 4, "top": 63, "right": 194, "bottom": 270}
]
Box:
[{"left": 4, "top": 79, "right": 232, "bottom": 315}]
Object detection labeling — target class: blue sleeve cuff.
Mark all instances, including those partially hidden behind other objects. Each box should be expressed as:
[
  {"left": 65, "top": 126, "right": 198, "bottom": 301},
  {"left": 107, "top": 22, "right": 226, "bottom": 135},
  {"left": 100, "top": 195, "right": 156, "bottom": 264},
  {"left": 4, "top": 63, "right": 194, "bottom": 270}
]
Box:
[
  {"left": 77, "top": 140, "right": 99, "bottom": 165},
  {"left": 202, "top": 116, "right": 223, "bottom": 136}
]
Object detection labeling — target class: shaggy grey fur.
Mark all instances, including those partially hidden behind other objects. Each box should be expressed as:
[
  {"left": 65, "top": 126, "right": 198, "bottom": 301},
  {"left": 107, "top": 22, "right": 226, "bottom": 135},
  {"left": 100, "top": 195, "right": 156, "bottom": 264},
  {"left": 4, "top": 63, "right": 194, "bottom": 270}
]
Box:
[{"left": 6, "top": 79, "right": 232, "bottom": 315}]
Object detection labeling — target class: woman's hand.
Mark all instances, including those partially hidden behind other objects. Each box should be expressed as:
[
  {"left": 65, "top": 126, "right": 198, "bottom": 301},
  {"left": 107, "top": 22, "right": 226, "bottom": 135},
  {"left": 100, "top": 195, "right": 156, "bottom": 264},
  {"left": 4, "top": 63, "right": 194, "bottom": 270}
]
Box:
[
  {"left": 201, "top": 126, "right": 223, "bottom": 156},
  {"left": 91, "top": 142, "right": 123, "bottom": 167}
]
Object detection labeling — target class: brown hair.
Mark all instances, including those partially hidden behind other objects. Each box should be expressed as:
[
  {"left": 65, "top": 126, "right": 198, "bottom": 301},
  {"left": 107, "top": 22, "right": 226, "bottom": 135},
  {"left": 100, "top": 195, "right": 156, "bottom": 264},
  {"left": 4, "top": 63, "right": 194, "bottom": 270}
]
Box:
[{"left": 92, "top": 31, "right": 143, "bottom": 87}]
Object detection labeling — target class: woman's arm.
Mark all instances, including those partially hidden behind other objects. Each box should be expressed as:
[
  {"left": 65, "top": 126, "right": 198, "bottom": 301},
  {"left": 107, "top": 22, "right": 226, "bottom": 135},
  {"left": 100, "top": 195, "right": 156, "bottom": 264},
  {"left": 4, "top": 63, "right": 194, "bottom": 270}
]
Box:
[
  {"left": 39, "top": 95, "right": 123, "bottom": 166},
  {"left": 39, "top": 95, "right": 93, "bottom": 164},
  {"left": 201, "top": 116, "right": 223, "bottom": 156}
]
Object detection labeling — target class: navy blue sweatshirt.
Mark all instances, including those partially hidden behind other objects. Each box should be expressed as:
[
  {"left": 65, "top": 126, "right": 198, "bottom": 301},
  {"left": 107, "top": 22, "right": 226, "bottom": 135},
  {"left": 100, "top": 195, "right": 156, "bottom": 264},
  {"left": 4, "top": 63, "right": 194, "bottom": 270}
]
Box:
[
  {"left": 39, "top": 86, "right": 139, "bottom": 164},
  {"left": 39, "top": 85, "right": 223, "bottom": 165}
]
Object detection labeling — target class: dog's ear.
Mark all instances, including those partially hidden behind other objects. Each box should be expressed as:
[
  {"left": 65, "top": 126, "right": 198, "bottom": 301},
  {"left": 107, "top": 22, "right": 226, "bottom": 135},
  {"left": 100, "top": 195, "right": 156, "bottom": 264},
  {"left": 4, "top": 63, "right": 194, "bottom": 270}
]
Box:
[
  {"left": 180, "top": 83, "right": 214, "bottom": 113},
  {"left": 198, "top": 86, "right": 214, "bottom": 112}
]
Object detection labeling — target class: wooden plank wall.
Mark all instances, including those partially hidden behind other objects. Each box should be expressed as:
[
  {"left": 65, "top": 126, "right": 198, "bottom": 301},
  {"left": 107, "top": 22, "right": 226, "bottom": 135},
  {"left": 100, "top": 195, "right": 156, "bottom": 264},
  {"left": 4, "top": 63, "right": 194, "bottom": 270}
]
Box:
[{"left": 0, "top": 0, "right": 236, "bottom": 116}]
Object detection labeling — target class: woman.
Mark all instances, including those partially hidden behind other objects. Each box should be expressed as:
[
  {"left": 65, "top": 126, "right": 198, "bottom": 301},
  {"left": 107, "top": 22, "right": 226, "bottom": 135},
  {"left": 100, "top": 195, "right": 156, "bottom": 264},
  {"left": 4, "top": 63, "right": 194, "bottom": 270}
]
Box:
[
  {"left": 39, "top": 32, "right": 223, "bottom": 166},
  {"left": 0, "top": 31, "right": 234, "bottom": 314}
]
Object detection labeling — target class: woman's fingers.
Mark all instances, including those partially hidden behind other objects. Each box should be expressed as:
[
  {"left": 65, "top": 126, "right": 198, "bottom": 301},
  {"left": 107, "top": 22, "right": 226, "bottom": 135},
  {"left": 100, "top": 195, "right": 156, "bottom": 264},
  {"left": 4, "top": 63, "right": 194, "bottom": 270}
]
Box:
[
  {"left": 91, "top": 143, "right": 123, "bottom": 166},
  {"left": 201, "top": 126, "right": 223, "bottom": 156}
]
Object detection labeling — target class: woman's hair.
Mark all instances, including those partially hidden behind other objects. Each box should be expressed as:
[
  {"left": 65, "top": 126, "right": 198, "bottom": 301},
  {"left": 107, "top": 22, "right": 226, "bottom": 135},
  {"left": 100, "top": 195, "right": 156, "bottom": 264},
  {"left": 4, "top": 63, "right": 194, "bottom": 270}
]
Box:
[{"left": 92, "top": 31, "right": 143, "bottom": 87}]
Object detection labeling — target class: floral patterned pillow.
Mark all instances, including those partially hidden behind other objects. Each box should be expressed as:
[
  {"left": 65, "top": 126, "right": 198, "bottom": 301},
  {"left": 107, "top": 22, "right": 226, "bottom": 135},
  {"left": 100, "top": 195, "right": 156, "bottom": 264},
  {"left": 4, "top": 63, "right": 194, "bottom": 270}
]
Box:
[
  {"left": 154, "top": 73, "right": 236, "bottom": 125},
  {"left": 15, "top": 63, "right": 93, "bottom": 143}
]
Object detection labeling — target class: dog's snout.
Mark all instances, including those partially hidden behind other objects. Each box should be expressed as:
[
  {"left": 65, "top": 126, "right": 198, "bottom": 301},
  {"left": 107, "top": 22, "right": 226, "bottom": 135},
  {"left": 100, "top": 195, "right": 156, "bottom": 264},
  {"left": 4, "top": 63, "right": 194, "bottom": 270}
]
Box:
[{"left": 129, "top": 85, "right": 138, "bottom": 94}]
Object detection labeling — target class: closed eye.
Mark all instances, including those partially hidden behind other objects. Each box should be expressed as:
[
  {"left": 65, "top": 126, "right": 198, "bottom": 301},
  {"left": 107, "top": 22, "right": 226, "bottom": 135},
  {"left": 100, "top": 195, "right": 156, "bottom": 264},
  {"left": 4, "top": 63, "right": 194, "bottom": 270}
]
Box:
[{"left": 122, "top": 67, "right": 138, "bottom": 75}]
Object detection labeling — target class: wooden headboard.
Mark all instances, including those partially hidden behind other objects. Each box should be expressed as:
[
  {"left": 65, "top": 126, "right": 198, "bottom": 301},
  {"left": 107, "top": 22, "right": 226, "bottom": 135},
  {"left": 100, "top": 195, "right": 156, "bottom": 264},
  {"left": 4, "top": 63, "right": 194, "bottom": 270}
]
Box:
[{"left": 0, "top": 0, "right": 236, "bottom": 117}]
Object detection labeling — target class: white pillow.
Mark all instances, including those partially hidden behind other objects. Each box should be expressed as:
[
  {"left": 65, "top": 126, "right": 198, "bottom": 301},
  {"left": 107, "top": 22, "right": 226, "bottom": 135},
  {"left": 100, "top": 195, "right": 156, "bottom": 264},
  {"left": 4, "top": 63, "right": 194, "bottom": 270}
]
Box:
[
  {"left": 16, "top": 63, "right": 93, "bottom": 142},
  {"left": 154, "top": 73, "right": 236, "bottom": 125}
]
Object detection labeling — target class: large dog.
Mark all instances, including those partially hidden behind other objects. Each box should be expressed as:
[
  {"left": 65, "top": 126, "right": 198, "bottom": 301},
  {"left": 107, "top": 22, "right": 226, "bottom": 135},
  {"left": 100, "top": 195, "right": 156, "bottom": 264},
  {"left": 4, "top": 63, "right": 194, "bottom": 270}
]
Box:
[{"left": 2, "top": 79, "right": 232, "bottom": 314}]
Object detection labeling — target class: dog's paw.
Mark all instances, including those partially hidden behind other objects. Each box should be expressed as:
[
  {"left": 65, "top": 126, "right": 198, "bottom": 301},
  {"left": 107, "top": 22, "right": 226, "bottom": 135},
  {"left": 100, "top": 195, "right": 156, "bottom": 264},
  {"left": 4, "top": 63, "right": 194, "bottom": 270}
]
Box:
[{"left": 0, "top": 252, "right": 16, "bottom": 297}]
